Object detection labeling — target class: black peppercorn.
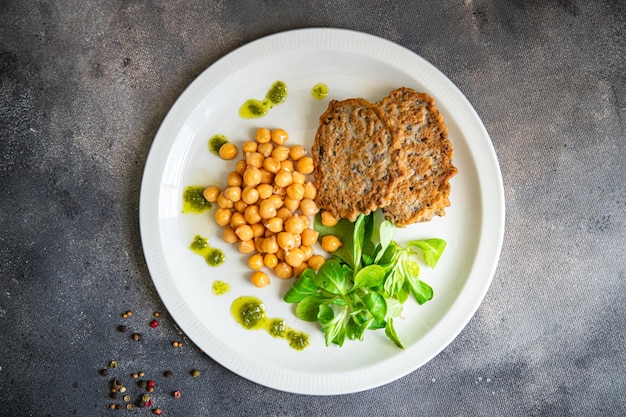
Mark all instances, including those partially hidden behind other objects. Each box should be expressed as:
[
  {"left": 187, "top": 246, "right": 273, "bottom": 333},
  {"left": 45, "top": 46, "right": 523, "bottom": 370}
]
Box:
[
  {"left": 138, "top": 380, "right": 148, "bottom": 389},
  {"left": 163, "top": 370, "right": 173, "bottom": 378},
  {"left": 132, "top": 333, "right": 141, "bottom": 341},
  {"left": 100, "top": 369, "right": 109, "bottom": 376},
  {"left": 117, "top": 325, "right": 127, "bottom": 332}
]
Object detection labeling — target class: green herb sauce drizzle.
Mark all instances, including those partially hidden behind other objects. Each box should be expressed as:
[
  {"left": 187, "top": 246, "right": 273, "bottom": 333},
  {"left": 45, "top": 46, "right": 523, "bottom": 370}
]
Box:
[{"left": 239, "top": 81, "right": 288, "bottom": 119}]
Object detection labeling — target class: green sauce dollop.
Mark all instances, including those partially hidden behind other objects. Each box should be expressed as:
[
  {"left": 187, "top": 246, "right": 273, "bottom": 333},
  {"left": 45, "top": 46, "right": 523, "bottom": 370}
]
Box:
[
  {"left": 230, "top": 296, "right": 309, "bottom": 351},
  {"left": 239, "top": 81, "right": 288, "bottom": 119},
  {"left": 182, "top": 186, "right": 211, "bottom": 213},
  {"left": 209, "top": 134, "right": 229, "bottom": 155},
  {"left": 311, "top": 83, "right": 329, "bottom": 100},
  {"left": 212, "top": 280, "right": 231, "bottom": 296},
  {"left": 189, "top": 235, "right": 225, "bottom": 267}
]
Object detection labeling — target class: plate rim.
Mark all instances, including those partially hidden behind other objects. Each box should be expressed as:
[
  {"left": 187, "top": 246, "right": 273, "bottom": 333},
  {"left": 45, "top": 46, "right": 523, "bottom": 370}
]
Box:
[{"left": 139, "top": 27, "right": 505, "bottom": 395}]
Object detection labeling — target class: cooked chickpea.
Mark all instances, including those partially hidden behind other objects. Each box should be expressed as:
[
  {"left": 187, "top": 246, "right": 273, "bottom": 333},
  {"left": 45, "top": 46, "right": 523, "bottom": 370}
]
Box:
[
  {"left": 229, "top": 212, "right": 246, "bottom": 228},
  {"left": 245, "top": 152, "right": 264, "bottom": 168},
  {"left": 257, "top": 142, "right": 274, "bottom": 157},
  {"left": 291, "top": 171, "right": 306, "bottom": 185},
  {"left": 223, "top": 186, "right": 241, "bottom": 202},
  {"left": 277, "top": 231, "right": 296, "bottom": 250},
  {"left": 265, "top": 216, "right": 283, "bottom": 233},
  {"left": 234, "top": 200, "right": 247, "bottom": 213},
  {"left": 214, "top": 208, "right": 232, "bottom": 227},
  {"left": 276, "top": 207, "right": 292, "bottom": 220},
  {"left": 244, "top": 205, "right": 261, "bottom": 224},
  {"left": 241, "top": 186, "right": 259, "bottom": 204},
  {"left": 274, "top": 262, "right": 293, "bottom": 279},
  {"left": 321, "top": 235, "right": 342, "bottom": 252},
  {"left": 300, "top": 245, "right": 314, "bottom": 260},
  {"left": 270, "top": 128, "right": 288, "bottom": 145},
  {"left": 284, "top": 216, "right": 306, "bottom": 235},
  {"left": 285, "top": 248, "right": 306, "bottom": 268},
  {"left": 242, "top": 141, "right": 257, "bottom": 153},
  {"left": 299, "top": 198, "right": 319, "bottom": 216},
  {"left": 251, "top": 223, "right": 265, "bottom": 238},
  {"left": 308, "top": 254, "right": 325, "bottom": 271},
  {"left": 259, "top": 169, "right": 275, "bottom": 184},
  {"left": 263, "top": 253, "right": 278, "bottom": 269},
  {"left": 286, "top": 183, "right": 304, "bottom": 200},
  {"left": 219, "top": 142, "right": 237, "bottom": 160},
  {"left": 256, "top": 183, "right": 273, "bottom": 199},
  {"left": 222, "top": 227, "right": 238, "bottom": 244},
  {"left": 303, "top": 181, "right": 317, "bottom": 199},
  {"left": 251, "top": 271, "right": 270, "bottom": 288},
  {"left": 274, "top": 170, "right": 293, "bottom": 188},
  {"left": 262, "top": 156, "right": 281, "bottom": 173},
  {"left": 235, "top": 224, "right": 253, "bottom": 241},
  {"left": 254, "top": 237, "right": 264, "bottom": 253},
  {"left": 202, "top": 186, "right": 220, "bottom": 202},
  {"left": 255, "top": 127, "right": 271, "bottom": 144},
  {"left": 217, "top": 192, "right": 233, "bottom": 209},
  {"left": 296, "top": 156, "right": 314, "bottom": 174},
  {"left": 261, "top": 235, "right": 279, "bottom": 254},
  {"left": 271, "top": 145, "right": 290, "bottom": 161},
  {"left": 259, "top": 199, "right": 277, "bottom": 219},
  {"left": 238, "top": 239, "right": 256, "bottom": 254},
  {"left": 248, "top": 253, "right": 264, "bottom": 270},
  {"left": 321, "top": 210, "right": 339, "bottom": 226},
  {"left": 235, "top": 159, "right": 247, "bottom": 175},
  {"left": 227, "top": 171, "right": 242, "bottom": 187},
  {"left": 280, "top": 160, "right": 294, "bottom": 172},
  {"left": 301, "top": 228, "right": 319, "bottom": 247},
  {"left": 284, "top": 197, "right": 299, "bottom": 212},
  {"left": 289, "top": 145, "right": 306, "bottom": 161},
  {"left": 243, "top": 166, "right": 262, "bottom": 186},
  {"left": 266, "top": 195, "right": 284, "bottom": 209}
]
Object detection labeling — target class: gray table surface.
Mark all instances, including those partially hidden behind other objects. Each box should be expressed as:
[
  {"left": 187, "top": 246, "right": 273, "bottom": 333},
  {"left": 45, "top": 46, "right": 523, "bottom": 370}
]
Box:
[{"left": 1, "top": 1, "right": 625, "bottom": 416}]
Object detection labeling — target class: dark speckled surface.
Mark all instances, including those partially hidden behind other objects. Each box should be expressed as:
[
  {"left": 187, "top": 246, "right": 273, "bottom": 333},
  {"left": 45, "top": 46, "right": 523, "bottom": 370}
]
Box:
[{"left": 1, "top": 1, "right": 625, "bottom": 416}]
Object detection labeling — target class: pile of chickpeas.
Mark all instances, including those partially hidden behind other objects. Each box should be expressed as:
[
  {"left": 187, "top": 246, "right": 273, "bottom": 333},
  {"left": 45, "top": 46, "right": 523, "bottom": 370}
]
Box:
[{"left": 203, "top": 127, "right": 341, "bottom": 288}]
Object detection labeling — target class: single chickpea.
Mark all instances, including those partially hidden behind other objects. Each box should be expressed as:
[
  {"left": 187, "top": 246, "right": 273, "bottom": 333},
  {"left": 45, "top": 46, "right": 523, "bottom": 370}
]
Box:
[
  {"left": 238, "top": 239, "right": 256, "bottom": 254},
  {"left": 276, "top": 248, "right": 285, "bottom": 261},
  {"left": 321, "top": 235, "right": 342, "bottom": 252},
  {"left": 217, "top": 192, "right": 234, "bottom": 209},
  {"left": 257, "top": 142, "right": 274, "bottom": 157},
  {"left": 274, "top": 262, "right": 293, "bottom": 279},
  {"left": 284, "top": 216, "right": 306, "bottom": 235},
  {"left": 259, "top": 199, "right": 277, "bottom": 219},
  {"left": 321, "top": 210, "right": 339, "bottom": 226},
  {"left": 301, "top": 228, "right": 319, "bottom": 246},
  {"left": 308, "top": 254, "right": 325, "bottom": 271},
  {"left": 234, "top": 200, "right": 247, "bottom": 213},
  {"left": 259, "top": 169, "right": 275, "bottom": 185},
  {"left": 277, "top": 231, "right": 296, "bottom": 250},
  {"left": 280, "top": 160, "right": 294, "bottom": 172},
  {"left": 251, "top": 271, "right": 270, "bottom": 288},
  {"left": 303, "top": 181, "right": 317, "bottom": 199},
  {"left": 299, "top": 198, "right": 320, "bottom": 216},
  {"left": 227, "top": 171, "right": 243, "bottom": 187},
  {"left": 219, "top": 143, "right": 237, "bottom": 160},
  {"left": 235, "top": 159, "right": 247, "bottom": 175},
  {"left": 286, "top": 183, "right": 304, "bottom": 200},
  {"left": 256, "top": 183, "right": 273, "bottom": 200},
  {"left": 229, "top": 212, "right": 246, "bottom": 228},
  {"left": 215, "top": 208, "right": 232, "bottom": 227},
  {"left": 222, "top": 227, "right": 238, "bottom": 244},
  {"left": 300, "top": 245, "right": 314, "bottom": 260},
  {"left": 284, "top": 197, "right": 299, "bottom": 212},
  {"left": 289, "top": 145, "right": 307, "bottom": 161},
  {"left": 251, "top": 223, "right": 265, "bottom": 238},
  {"left": 245, "top": 152, "right": 265, "bottom": 168},
  {"left": 255, "top": 127, "right": 271, "bottom": 144},
  {"left": 285, "top": 248, "right": 306, "bottom": 268},
  {"left": 248, "top": 253, "right": 264, "bottom": 270},
  {"left": 274, "top": 170, "right": 293, "bottom": 188},
  {"left": 271, "top": 145, "right": 290, "bottom": 162},
  {"left": 243, "top": 166, "right": 262, "bottom": 186},
  {"left": 244, "top": 205, "right": 261, "bottom": 224},
  {"left": 235, "top": 225, "right": 254, "bottom": 241},
  {"left": 254, "top": 237, "right": 264, "bottom": 253},
  {"left": 270, "top": 128, "right": 288, "bottom": 145},
  {"left": 262, "top": 157, "right": 281, "bottom": 173},
  {"left": 261, "top": 235, "right": 279, "bottom": 254},
  {"left": 242, "top": 141, "right": 257, "bottom": 153},
  {"left": 276, "top": 207, "right": 292, "bottom": 220},
  {"left": 265, "top": 217, "right": 283, "bottom": 233},
  {"left": 223, "top": 186, "right": 241, "bottom": 202},
  {"left": 263, "top": 253, "right": 278, "bottom": 269},
  {"left": 202, "top": 186, "right": 220, "bottom": 203},
  {"left": 293, "top": 262, "right": 309, "bottom": 278},
  {"left": 296, "top": 156, "right": 314, "bottom": 174},
  {"left": 291, "top": 171, "right": 306, "bottom": 185},
  {"left": 241, "top": 186, "right": 259, "bottom": 205},
  {"left": 266, "top": 195, "right": 284, "bottom": 209}
]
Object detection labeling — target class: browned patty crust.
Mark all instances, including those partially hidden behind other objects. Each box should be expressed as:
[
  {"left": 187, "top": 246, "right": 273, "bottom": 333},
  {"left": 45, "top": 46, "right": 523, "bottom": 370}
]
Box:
[{"left": 312, "top": 98, "right": 407, "bottom": 222}]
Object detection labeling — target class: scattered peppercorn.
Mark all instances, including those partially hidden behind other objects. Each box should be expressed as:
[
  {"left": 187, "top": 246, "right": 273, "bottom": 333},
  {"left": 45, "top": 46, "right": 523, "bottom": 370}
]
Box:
[
  {"left": 117, "top": 325, "right": 127, "bottom": 332},
  {"left": 123, "top": 395, "right": 131, "bottom": 402},
  {"left": 100, "top": 369, "right": 109, "bottom": 376},
  {"left": 109, "top": 404, "right": 116, "bottom": 410},
  {"left": 138, "top": 380, "right": 148, "bottom": 389},
  {"left": 121, "top": 310, "right": 133, "bottom": 319},
  {"left": 145, "top": 400, "right": 153, "bottom": 407},
  {"left": 126, "top": 404, "right": 133, "bottom": 410},
  {"left": 147, "top": 380, "right": 155, "bottom": 388},
  {"left": 139, "top": 372, "right": 145, "bottom": 377},
  {"left": 153, "top": 408, "right": 163, "bottom": 415},
  {"left": 172, "top": 341, "right": 182, "bottom": 348},
  {"left": 148, "top": 386, "right": 155, "bottom": 393},
  {"left": 119, "top": 386, "right": 126, "bottom": 393},
  {"left": 153, "top": 311, "right": 160, "bottom": 318},
  {"left": 131, "top": 373, "right": 138, "bottom": 379},
  {"left": 163, "top": 370, "right": 173, "bottom": 378},
  {"left": 110, "top": 392, "right": 119, "bottom": 400},
  {"left": 112, "top": 379, "right": 123, "bottom": 390},
  {"left": 132, "top": 333, "right": 141, "bottom": 341},
  {"left": 172, "top": 390, "right": 181, "bottom": 399},
  {"left": 191, "top": 369, "right": 201, "bottom": 378},
  {"left": 108, "top": 360, "right": 118, "bottom": 369},
  {"left": 141, "top": 394, "right": 151, "bottom": 403},
  {"left": 149, "top": 319, "right": 159, "bottom": 328},
  {"left": 116, "top": 404, "right": 123, "bottom": 410}
]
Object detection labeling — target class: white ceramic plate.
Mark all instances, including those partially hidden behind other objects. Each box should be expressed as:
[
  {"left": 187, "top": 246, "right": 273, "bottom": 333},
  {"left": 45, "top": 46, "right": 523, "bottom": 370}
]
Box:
[{"left": 139, "top": 28, "right": 504, "bottom": 395}]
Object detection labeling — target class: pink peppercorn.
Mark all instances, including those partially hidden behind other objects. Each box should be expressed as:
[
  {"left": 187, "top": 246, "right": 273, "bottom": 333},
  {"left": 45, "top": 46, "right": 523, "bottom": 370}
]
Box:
[
  {"left": 147, "top": 380, "right": 155, "bottom": 388},
  {"left": 149, "top": 319, "right": 159, "bottom": 328},
  {"left": 145, "top": 400, "right": 153, "bottom": 407}
]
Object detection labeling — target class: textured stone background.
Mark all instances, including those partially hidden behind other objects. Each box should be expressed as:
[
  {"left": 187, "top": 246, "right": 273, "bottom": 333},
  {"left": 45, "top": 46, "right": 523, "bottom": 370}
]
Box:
[{"left": 1, "top": 1, "right": 624, "bottom": 416}]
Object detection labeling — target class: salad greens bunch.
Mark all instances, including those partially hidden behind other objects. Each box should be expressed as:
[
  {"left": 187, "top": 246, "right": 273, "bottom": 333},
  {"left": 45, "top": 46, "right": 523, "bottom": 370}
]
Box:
[{"left": 283, "top": 212, "right": 447, "bottom": 348}]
